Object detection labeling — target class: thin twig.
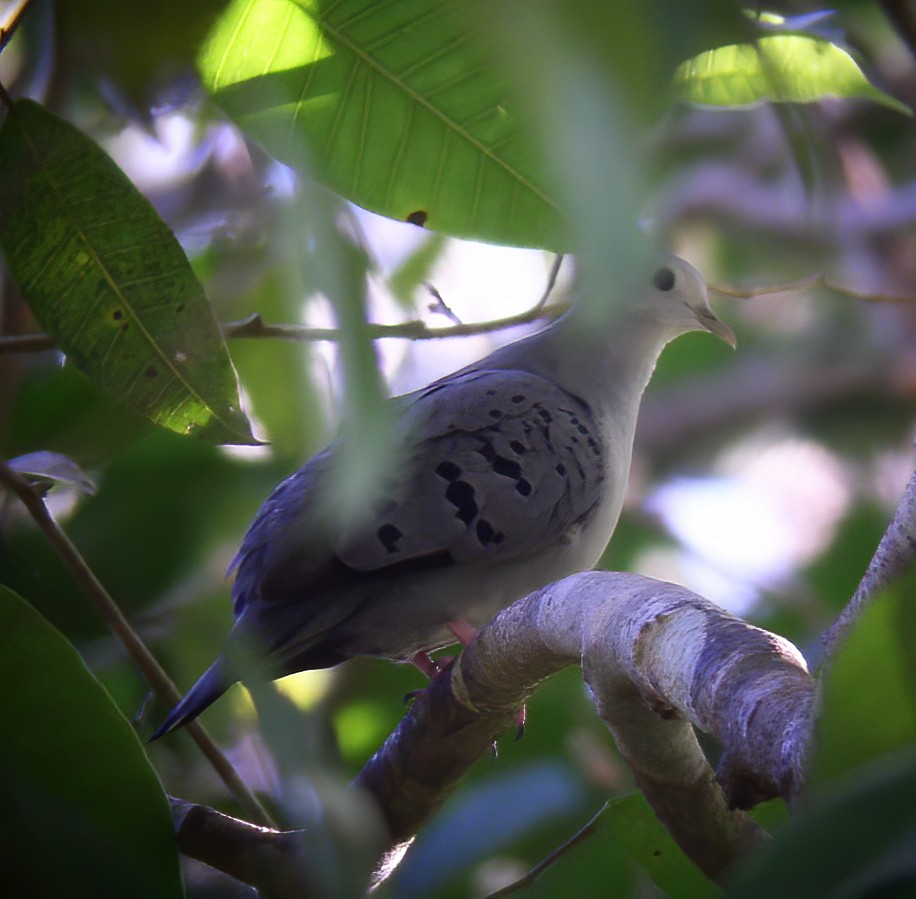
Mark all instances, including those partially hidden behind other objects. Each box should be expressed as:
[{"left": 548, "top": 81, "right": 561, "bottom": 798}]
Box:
[
  {"left": 820, "top": 459, "right": 916, "bottom": 660},
  {"left": 484, "top": 802, "right": 608, "bottom": 898},
  {"left": 425, "top": 283, "right": 463, "bottom": 325},
  {"left": 710, "top": 273, "right": 915, "bottom": 303},
  {"left": 0, "top": 459, "right": 274, "bottom": 828},
  {"left": 0, "top": 0, "right": 33, "bottom": 58},
  {"left": 4, "top": 269, "right": 912, "bottom": 356},
  {"left": 532, "top": 253, "right": 566, "bottom": 311},
  {"left": 0, "top": 302, "right": 569, "bottom": 355}
]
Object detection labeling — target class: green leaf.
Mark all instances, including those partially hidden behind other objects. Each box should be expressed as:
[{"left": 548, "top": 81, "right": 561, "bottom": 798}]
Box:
[
  {"left": 726, "top": 750, "right": 916, "bottom": 898},
  {"left": 809, "top": 577, "right": 916, "bottom": 790},
  {"left": 0, "top": 99, "right": 258, "bottom": 445},
  {"left": 198, "top": 0, "right": 563, "bottom": 249},
  {"left": 604, "top": 792, "right": 721, "bottom": 898},
  {"left": 0, "top": 585, "right": 183, "bottom": 898},
  {"left": 674, "top": 34, "right": 911, "bottom": 115}
]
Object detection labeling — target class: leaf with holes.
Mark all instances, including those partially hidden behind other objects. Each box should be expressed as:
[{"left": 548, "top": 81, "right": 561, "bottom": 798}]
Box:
[
  {"left": 198, "top": 0, "right": 564, "bottom": 249},
  {"left": 0, "top": 99, "right": 258, "bottom": 445}
]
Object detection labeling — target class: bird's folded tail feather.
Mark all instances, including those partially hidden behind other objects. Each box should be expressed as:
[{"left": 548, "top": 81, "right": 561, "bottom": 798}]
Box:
[{"left": 148, "top": 658, "right": 231, "bottom": 741}]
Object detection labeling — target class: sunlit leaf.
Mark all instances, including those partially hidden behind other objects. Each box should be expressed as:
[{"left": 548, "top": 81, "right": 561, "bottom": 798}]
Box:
[
  {"left": 604, "top": 792, "right": 720, "bottom": 898},
  {"left": 0, "top": 585, "right": 183, "bottom": 898},
  {"left": 198, "top": 0, "right": 563, "bottom": 249},
  {"left": 0, "top": 99, "right": 259, "bottom": 445},
  {"left": 674, "top": 34, "right": 911, "bottom": 115}
]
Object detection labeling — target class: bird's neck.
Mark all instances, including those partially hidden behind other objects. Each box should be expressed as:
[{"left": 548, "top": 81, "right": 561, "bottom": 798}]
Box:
[{"left": 530, "top": 307, "right": 680, "bottom": 422}]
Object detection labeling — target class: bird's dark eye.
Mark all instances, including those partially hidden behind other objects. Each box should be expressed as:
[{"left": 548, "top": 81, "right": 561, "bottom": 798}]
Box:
[{"left": 652, "top": 267, "right": 676, "bottom": 291}]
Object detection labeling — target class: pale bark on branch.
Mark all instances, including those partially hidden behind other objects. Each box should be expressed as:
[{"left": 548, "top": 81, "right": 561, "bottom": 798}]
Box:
[
  {"left": 822, "top": 458, "right": 916, "bottom": 658},
  {"left": 178, "top": 571, "right": 816, "bottom": 892}
]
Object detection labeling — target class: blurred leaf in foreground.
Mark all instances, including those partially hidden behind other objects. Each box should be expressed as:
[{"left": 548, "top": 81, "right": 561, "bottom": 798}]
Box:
[{"left": 0, "top": 585, "right": 183, "bottom": 899}]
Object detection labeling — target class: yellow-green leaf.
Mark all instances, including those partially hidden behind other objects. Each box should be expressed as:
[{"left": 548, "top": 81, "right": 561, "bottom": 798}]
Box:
[
  {"left": 0, "top": 99, "right": 259, "bottom": 445},
  {"left": 198, "top": 0, "right": 562, "bottom": 249},
  {"left": 674, "top": 35, "right": 911, "bottom": 115}
]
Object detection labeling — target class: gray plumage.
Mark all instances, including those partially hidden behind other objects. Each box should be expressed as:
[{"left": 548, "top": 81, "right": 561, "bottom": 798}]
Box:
[{"left": 151, "top": 253, "right": 734, "bottom": 739}]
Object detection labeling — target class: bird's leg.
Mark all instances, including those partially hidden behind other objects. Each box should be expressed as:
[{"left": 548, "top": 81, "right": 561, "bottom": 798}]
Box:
[
  {"left": 446, "top": 618, "right": 477, "bottom": 646},
  {"left": 404, "top": 619, "right": 477, "bottom": 703},
  {"left": 408, "top": 620, "right": 526, "bottom": 740},
  {"left": 450, "top": 619, "right": 526, "bottom": 739},
  {"left": 408, "top": 651, "right": 442, "bottom": 679}
]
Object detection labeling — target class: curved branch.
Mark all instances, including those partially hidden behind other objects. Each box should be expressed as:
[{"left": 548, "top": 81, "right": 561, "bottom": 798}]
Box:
[
  {"left": 447, "top": 572, "right": 814, "bottom": 872},
  {"left": 178, "top": 572, "right": 815, "bottom": 891},
  {"left": 710, "top": 273, "right": 916, "bottom": 304},
  {"left": 171, "top": 799, "right": 316, "bottom": 899}
]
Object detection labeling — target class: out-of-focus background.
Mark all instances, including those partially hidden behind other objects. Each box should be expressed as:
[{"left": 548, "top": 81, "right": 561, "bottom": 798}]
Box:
[{"left": 1, "top": 1, "right": 914, "bottom": 896}]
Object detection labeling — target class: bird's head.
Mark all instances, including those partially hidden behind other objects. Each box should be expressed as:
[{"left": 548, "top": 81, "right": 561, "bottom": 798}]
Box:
[{"left": 642, "top": 253, "right": 736, "bottom": 348}]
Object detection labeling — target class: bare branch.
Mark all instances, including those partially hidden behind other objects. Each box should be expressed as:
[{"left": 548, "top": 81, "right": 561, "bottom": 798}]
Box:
[
  {"left": 359, "top": 572, "right": 812, "bottom": 881},
  {"left": 532, "top": 253, "right": 566, "bottom": 311},
  {"left": 171, "top": 799, "right": 314, "bottom": 899},
  {"left": 0, "top": 459, "right": 274, "bottom": 828},
  {"left": 0, "top": 0, "right": 33, "bottom": 58},
  {"left": 5, "top": 263, "right": 910, "bottom": 357},
  {"left": 710, "top": 273, "right": 916, "bottom": 304},
  {"left": 0, "top": 303, "right": 568, "bottom": 355},
  {"left": 484, "top": 802, "right": 608, "bottom": 898},
  {"left": 173, "top": 572, "right": 814, "bottom": 889},
  {"left": 821, "top": 458, "right": 916, "bottom": 658},
  {"left": 449, "top": 573, "right": 813, "bottom": 875}
]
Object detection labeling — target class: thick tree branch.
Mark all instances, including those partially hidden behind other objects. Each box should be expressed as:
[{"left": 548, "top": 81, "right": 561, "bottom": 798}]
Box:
[
  {"left": 821, "top": 459, "right": 916, "bottom": 658},
  {"left": 175, "top": 572, "right": 814, "bottom": 891},
  {"left": 171, "top": 798, "right": 315, "bottom": 899},
  {"left": 448, "top": 572, "right": 813, "bottom": 873}
]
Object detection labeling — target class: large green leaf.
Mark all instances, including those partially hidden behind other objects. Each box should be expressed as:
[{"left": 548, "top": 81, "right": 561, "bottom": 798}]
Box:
[
  {"left": 0, "top": 99, "right": 258, "bottom": 445},
  {"left": 0, "top": 585, "right": 183, "bottom": 898},
  {"left": 604, "top": 792, "right": 720, "bottom": 898},
  {"left": 198, "top": 0, "right": 563, "bottom": 248},
  {"left": 809, "top": 578, "right": 916, "bottom": 790},
  {"left": 674, "top": 34, "right": 910, "bottom": 114},
  {"left": 726, "top": 750, "right": 916, "bottom": 898}
]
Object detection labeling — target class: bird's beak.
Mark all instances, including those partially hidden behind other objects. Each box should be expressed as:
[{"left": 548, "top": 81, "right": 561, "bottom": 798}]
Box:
[{"left": 694, "top": 307, "right": 737, "bottom": 349}]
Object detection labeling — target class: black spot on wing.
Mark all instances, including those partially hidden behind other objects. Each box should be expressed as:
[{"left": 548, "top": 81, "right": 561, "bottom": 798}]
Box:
[
  {"left": 436, "top": 460, "right": 461, "bottom": 481},
  {"left": 377, "top": 523, "right": 402, "bottom": 554},
  {"left": 445, "top": 480, "right": 478, "bottom": 525}
]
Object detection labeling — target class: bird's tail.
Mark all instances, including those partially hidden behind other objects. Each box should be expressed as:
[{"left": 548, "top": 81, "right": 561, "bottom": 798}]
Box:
[{"left": 149, "top": 658, "right": 232, "bottom": 741}]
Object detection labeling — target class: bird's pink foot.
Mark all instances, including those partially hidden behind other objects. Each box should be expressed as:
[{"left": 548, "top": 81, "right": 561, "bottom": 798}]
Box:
[{"left": 404, "top": 619, "right": 477, "bottom": 703}]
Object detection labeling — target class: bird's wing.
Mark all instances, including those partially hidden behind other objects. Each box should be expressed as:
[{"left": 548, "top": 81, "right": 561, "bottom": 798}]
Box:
[
  {"left": 231, "top": 368, "right": 608, "bottom": 612},
  {"left": 336, "top": 368, "right": 607, "bottom": 570}
]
